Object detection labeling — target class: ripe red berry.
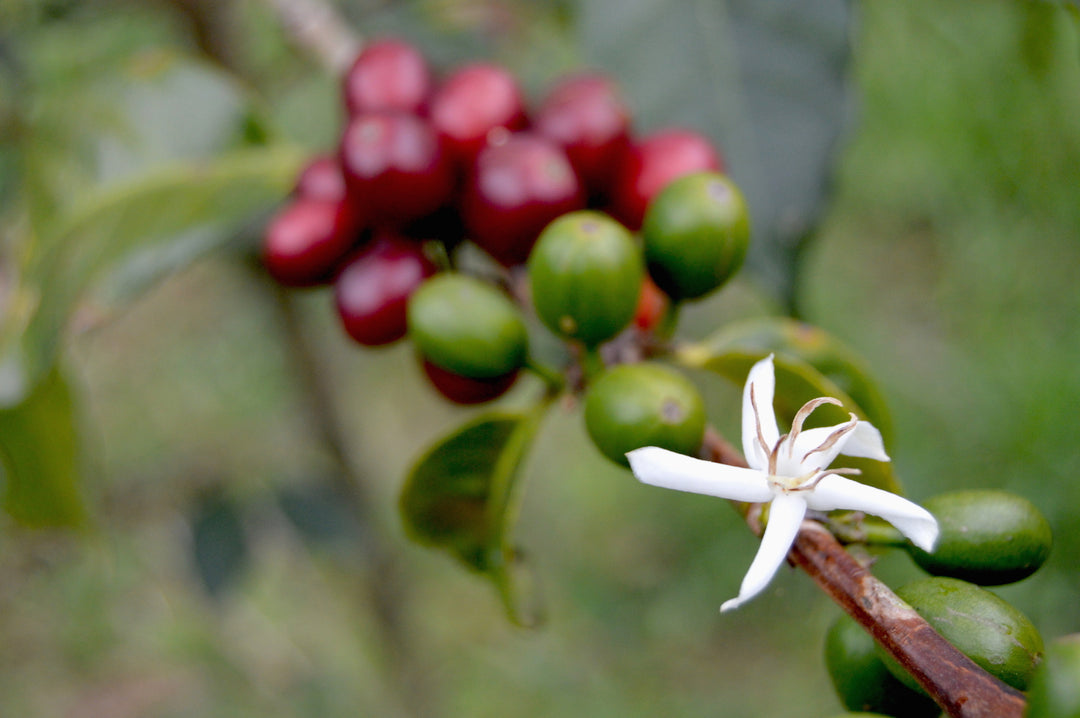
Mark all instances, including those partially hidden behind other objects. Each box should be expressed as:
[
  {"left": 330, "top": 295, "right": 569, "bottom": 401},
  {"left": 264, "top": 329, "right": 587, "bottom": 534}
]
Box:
[
  {"left": 420, "top": 358, "right": 518, "bottom": 405},
  {"left": 342, "top": 39, "right": 431, "bottom": 115},
  {"left": 334, "top": 231, "right": 436, "bottom": 346},
  {"left": 608, "top": 129, "right": 723, "bottom": 230},
  {"left": 294, "top": 155, "right": 347, "bottom": 203},
  {"left": 429, "top": 63, "right": 528, "bottom": 170},
  {"left": 534, "top": 74, "right": 630, "bottom": 198},
  {"left": 461, "top": 133, "right": 586, "bottom": 266},
  {"left": 339, "top": 111, "right": 454, "bottom": 227},
  {"left": 633, "top": 275, "right": 668, "bottom": 332},
  {"left": 263, "top": 198, "right": 362, "bottom": 287}
]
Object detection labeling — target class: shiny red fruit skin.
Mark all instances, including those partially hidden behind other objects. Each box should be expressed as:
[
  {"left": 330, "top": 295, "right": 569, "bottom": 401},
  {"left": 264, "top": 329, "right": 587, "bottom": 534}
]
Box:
[
  {"left": 633, "top": 274, "right": 668, "bottom": 331},
  {"left": 342, "top": 39, "right": 431, "bottom": 115},
  {"left": 462, "top": 133, "right": 586, "bottom": 266},
  {"left": 339, "top": 111, "right": 454, "bottom": 227},
  {"left": 608, "top": 129, "right": 723, "bottom": 230},
  {"left": 421, "top": 359, "right": 518, "bottom": 405},
  {"left": 334, "top": 232, "right": 436, "bottom": 346},
  {"left": 429, "top": 63, "right": 528, "bottom": 171},
  {"left": 294, "top": 155, "right": 348, "bottom": 203},
  {"left": 535, "top": 73, "right": 631, "bottom": 198},
  {"left": 263, "top": 198, "right": 362, "bottom": 287}
]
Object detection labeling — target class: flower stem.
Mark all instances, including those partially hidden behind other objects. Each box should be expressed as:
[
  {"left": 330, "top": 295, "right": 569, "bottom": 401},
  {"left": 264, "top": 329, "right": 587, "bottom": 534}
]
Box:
[
  {"left": 525, "top": 356, "right": 565, "bottom": 396},
  {"left": 580, "top": 346, "right": 605, "bottom": 383}
]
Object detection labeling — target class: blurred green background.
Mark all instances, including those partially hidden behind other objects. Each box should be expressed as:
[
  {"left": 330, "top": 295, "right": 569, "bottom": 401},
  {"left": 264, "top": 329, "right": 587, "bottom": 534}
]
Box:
[{"left": 1, "top": 1, "right": 1079, "bottom": 716}]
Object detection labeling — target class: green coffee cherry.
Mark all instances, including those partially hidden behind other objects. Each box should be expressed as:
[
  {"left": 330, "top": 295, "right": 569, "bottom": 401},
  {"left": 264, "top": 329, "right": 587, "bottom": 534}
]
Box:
[
  {"left": 584, "top": 363, "right": 706, "bottom": 467},
  {"left": 880, "top": 577, "right": 1043, "bottom": 694},
  {"left": 407, "top": 273, "right": 528, "bottom": 379},
  {"left": 642, "top": 171, "right": 750, "bottom": 301},
  {"left": 528, "top": 210, "right": 644, "bottom": 347},
  {"left": 824, "top": 613, "right": 941, "bottom": 718},
  {"left": 1026, "top": 634, "right": 1080, "bottom": 718},
  {"left": 907, "top": 489, "right": 1051, "bottom": 585}
]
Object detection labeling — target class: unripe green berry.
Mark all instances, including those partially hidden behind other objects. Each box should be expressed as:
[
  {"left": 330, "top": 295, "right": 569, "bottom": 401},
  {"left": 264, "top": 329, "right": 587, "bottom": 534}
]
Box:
[
  {"left": 528, "top": 210, "right": 644, "bottom": 347},
  {"left": 907, "top": 489, "right": 1051, "bottom": 585},
  {"left": 407, "top": 273, "right": 528, "bottom": 379},
  {"left": 584, "top": 363, "right": 706, "bottom": 467},
  {"left": 642, "top": 171, "right": 750, "bottom": 301},
  {"left": 824, "top": 613, "right": 940, "bottom": 717},
  {"left": 880, "top": 577, "right": 1043, "bottom": 694}
]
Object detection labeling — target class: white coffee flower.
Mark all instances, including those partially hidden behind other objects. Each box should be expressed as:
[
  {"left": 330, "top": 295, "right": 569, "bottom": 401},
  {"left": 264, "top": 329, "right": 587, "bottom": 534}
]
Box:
[{"left": 627, "top": 354, "right": 938, "bottom": 612}]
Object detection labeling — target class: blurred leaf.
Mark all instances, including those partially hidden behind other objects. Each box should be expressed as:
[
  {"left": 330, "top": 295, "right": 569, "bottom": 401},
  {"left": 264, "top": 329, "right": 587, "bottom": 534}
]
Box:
[
  {"left": 92, "top": 50, "right": 253, "bottom": 184},
  {"left": 578, "top": 0, "right": 852, "bottom": 306},
  {"left": 1, "top": 145, "right": 304, "bottom": 405},
  {"left": 0, "top": 364, "right": 87, "bottom": 527},
  {"left": 191, "top": 490, "right": 249, "bottom": 598},
  {"left": 678, "top": 333, "right": 902, "bottom": 494},
  {"left": 277, "top": 482, "right": 364, "bottom": 547},
  {"left": 400, "top": 406, "right": 548, "bottom": 626},
  {"left": 691, "top": 316, "right": 893, "bottom": 440}
]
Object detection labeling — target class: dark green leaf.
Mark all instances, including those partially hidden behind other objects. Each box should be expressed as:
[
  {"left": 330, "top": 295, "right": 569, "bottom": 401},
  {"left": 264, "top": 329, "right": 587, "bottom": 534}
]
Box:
[
  {"left": 400, "top": 407, "right": 548, "bottom": 626},
  {"left": 678, "top": 327, "right": 902, "bottom": 494},
  {"left": 0, "top": 364, "right": 87, "bottom": 527},
  {"left": 277, "top": 482, "right": 364, "bottom": 547},
  {"left": 578, "top": 0, "right": 852, "bottom": 304},
  {"left": 191, "top": 490, "right": 250, "bottom": 598}
]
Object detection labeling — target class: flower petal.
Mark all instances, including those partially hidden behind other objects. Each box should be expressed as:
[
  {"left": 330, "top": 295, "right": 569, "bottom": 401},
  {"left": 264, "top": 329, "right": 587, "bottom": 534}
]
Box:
[
  {"left": 626, "top": 447, "right": 772, "bottom": 503},
  {"left": 742, "top": 354, "right": 779, "bottom": 471},
  {"left": 840, "top": 421, "right": 891, "bottom": 462},
  {"left": 720, "top": 492, "right": 807, "bottom": 612},
  {"left": 804, "top": 475, "right": 939, "bottom": 552}
]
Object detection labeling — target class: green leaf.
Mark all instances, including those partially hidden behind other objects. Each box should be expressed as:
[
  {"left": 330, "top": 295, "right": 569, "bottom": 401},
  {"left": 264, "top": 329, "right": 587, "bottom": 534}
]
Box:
[
  {"left": 277, "top": 482, "right": 365, "bottom": 548},
  {"left": 578, "top": 0, "right": 853, "bottom": 306},
  {"left": 191, "top": 490, "right": 250, "bottom": 598},
  {"left": 677, "top": 323, "right": 902, "bottom": 494},
  {"left": 688, "top": 317, "right": 893, "bottom": 440},
  {"left": 2, "top": 145, "right": 304, "bottom": 404},
  {"left": 400, "top": 406, "right": 548, "bottom": 626},
  {"left": 0, "top": 364, "right": 87, "bottom": 527}
]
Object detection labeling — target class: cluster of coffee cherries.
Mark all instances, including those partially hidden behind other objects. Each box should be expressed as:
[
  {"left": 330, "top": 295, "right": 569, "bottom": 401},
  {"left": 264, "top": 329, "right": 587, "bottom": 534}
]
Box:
[
  {"left": 827, "top": 488, "right": 1054, "bottom": 717},
  {"left": 262, "top": 37, "right": 748, "bottom": 432}
]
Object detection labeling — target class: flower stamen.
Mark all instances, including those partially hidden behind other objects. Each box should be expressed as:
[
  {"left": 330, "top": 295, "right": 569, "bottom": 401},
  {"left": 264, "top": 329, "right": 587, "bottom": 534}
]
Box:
[
  {"left": 750, "top": 384, "right": 771, "bottom": 461},
  {"left": 768, "top": 434, "right": 788, "bottom": 475},
  {"left": 801, "top": 412, "right": 859, "bottom": 463},
  {"left": 788, "top": 397, "right": 843, "bottom": 458}
]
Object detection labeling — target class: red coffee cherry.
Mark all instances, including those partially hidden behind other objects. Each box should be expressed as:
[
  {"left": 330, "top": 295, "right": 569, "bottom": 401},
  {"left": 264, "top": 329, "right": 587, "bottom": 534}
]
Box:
[
  {"left": 339, "top": 111, "right": 454, "bottom": 227},
  {"left": 608, "top": 128, "right": 723, "bottom": 230},
  {"left": 293, "top": 155, "right": 347, "bottom": 203},
  {"left": 534, "top": 73, "right": 631, "bottom": 198},
  {"left": 429, "top": 63, "right": 528, "bottom": 171},
  {"left": 342, "top": 38, "right": 431, "bottom": 116},
  {"left": 461, "top": 133, "right": 586, "bottom": 266},
  {"left": 334, "top": 231, "right": 436, "bottom": 346},
  {"left": 420, "top": 358, "right": 518, "bottom": 405},
  {"left": 633, "top": 275, "right": 669, "bottom": 332},
  {"left": 263, "top": 198, "right": 362, "bottom": 287}
]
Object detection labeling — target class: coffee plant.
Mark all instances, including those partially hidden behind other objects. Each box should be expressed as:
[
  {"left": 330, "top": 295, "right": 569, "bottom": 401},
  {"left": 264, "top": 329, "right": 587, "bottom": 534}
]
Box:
[{"left": 1, "top": 2, "right": 1078, "bottom": 717}]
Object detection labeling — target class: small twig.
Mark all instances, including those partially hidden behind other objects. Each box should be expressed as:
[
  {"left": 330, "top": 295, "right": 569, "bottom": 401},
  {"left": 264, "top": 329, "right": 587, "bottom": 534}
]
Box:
[
  {"left": 700, "top": 429, "right": 1026, "bottom": 718},
  {"left": 248, "top": 262, "right": 428, "bottom": 718},
  {"left": 261, "top": 0, "right": 361, "bottom": 74}
]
